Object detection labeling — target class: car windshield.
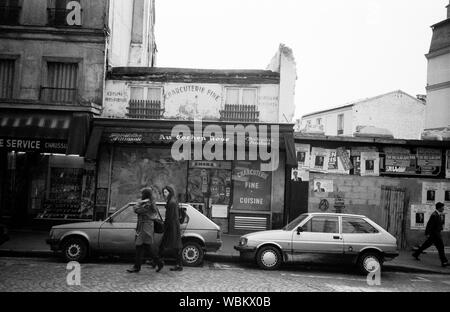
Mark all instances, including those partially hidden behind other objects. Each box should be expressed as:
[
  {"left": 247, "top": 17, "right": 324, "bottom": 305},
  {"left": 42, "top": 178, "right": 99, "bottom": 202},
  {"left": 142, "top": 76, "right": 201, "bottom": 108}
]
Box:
[{"left": 283, "top": 214, "right": 309, "bottom": 231}]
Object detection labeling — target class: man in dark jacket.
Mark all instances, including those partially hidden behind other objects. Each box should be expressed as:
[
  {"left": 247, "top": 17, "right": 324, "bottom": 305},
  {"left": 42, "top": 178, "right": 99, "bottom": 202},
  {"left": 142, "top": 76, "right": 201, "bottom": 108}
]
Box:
[{"left": 413, "top": 202, "right": 448, "bottom": 267}]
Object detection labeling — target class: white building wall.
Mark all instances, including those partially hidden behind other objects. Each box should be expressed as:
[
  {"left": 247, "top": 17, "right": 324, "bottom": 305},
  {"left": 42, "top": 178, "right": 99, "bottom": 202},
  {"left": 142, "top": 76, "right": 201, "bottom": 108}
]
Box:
[
  {"left": 425, "top": 53, "right": 450, "bottom": 129},
  {"left": 102, "top": 80, "right": 280, "bottom": 122},
  {"left": 353, "top": 91, "right": 425, "bottom": 139},
  {"left": 301, "top": 108, "right": 352, "bottom": 136}
]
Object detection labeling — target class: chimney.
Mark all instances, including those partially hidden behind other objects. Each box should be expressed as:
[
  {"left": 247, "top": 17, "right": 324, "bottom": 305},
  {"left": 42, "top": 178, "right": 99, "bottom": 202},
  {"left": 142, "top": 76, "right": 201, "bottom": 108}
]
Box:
[{"left": 416, "top": 94, "right": 427, "bottom": 103}]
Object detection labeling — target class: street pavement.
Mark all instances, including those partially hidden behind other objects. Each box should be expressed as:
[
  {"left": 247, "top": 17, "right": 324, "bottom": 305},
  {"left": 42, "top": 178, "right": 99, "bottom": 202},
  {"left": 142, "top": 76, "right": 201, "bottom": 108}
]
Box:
[{"left": 0, "top": 256, "right": 450, "bottom": 292}]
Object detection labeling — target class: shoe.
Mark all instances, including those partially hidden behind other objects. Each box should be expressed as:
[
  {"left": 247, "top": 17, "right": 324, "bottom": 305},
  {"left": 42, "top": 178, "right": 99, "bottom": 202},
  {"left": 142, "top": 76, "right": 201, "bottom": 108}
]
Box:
[
  {"left": 412, "top": 253, "right": 420, "bottom": 261},
  {"left": 127, "top": 267, "right": 140, "bottom": 273},
  {"left": 156, "top": 261, "right": 164, "bottom": 272},
  {"left": 145, "top": 260, "right": 156, "bottom": 268},
  {"left": 170, "top": 266, "right": 183, "bottom": 271},
  {"left": 442, "top": 262, "right": 449, "bottom": 268}
]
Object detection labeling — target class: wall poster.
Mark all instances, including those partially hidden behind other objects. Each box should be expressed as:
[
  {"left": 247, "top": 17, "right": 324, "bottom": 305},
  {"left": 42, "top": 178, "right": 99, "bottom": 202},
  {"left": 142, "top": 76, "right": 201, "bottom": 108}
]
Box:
[
  {"left": 310, "top": 147, "right": 328, "bottom": 172},
  {"left": 422, "top": 182, "right": 442, "bottom": 205},
  {"left": 360, "top": 152, "right": 380, "bottom": 176},
  {"left": 295, "top": 143, "right": 311, "bottom": 169},
  {"left": 291, "top": 168, "right": 309, "bottom": 182},
  {"left": 313, "top": 179, "right": 333, "bottom": 193},
  {"left": 411, "top": 204, "right": 450, "bottom": 232},
  {"left": 446, "top": 150, "right": 450, "bottom": 179}
]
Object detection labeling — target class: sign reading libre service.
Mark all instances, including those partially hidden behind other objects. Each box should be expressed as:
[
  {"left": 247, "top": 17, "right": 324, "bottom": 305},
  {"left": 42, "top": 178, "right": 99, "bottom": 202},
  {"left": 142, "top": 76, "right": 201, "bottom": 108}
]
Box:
[
  {"left": 0, "top": 137, "right": 67, "bottom": 153},
  {"left": 232, "top": 161, "right": 272, "bottom": 212}
]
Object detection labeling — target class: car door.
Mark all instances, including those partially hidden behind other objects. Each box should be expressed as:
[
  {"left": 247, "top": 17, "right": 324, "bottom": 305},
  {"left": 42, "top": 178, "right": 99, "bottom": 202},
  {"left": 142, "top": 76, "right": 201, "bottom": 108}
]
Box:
[
  {"left": 98, "top": 205, "right": 137, "bottom": 254},
  {"left": 291, "top": 215, "right": 343, "bottom": 257},
  {"left": 341, "top": 216, "right": 380, "bottom": 257}
]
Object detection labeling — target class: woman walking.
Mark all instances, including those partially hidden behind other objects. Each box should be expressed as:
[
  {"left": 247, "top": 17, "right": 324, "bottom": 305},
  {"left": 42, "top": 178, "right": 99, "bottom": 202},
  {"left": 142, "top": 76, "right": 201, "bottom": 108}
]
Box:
[
  {"left": 127, "top": 188, "right": 164, "bottom": 273},
  {"left": 160, "top": 186, "right": 183, "bottom": 271}
]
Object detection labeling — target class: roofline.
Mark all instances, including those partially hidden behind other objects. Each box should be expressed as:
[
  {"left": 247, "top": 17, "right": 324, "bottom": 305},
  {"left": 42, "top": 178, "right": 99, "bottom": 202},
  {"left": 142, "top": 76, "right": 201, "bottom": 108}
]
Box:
[
  {"left": 301, "top": 90, "right": 424, "bottom": 119},
  {"left": 431, "top": 18, "right": 450, "bottom": 29},
  {"left": 294, "top": 132, "right": 450, "bottom": 147}
]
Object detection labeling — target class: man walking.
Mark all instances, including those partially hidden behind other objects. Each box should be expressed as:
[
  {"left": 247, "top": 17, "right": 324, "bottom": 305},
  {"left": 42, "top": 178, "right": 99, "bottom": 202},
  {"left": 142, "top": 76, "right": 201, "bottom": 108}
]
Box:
[{"left": 412, "top": 202, "right": 448, "bottom": 267}]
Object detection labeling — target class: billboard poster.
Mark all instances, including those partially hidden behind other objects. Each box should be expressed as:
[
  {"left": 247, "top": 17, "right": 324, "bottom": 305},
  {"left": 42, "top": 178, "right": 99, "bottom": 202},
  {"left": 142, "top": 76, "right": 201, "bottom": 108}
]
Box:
[
  {"left": 360, "top": 152, "right": 380, "bottom": 176},
  {"left": 411, "top": 204, "right": 450, "bottom": 232},
  {"left": 291, "top": 168, "right": 309, "bottom": 182},
  {"left": 326, "top": 149, "right": 351, "bottom": 174},
  {"left": 422, "top": 182, "right": 441, "bottom": 204},
  {"left": 336, "top": 147, "right": 353, "bottom": 171},
  {"left": 446, "top": 150, "right": 450, "bottom": 179},
  {"left": 295, "top": 143, "right": 311, "bottom": 169},
  {"left": 310, "top": 147, "right": 328, "bottom": 172},
  {"left": 313, "top": 179, "right": 333, "bottom": 193},
  {"left": 417, "top": 148, "right": 441, "bottom": 175}
]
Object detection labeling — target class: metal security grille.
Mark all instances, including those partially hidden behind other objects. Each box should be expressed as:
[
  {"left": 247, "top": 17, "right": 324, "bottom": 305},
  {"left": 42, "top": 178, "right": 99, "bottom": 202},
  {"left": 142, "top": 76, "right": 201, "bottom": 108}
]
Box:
[
  {"left": 234, "top": 215, "right": 268, "bottom": 231},
  {"left": 0, "top": 59, "right": 15, "bottom": 99},
  {"left": 219, "top": 104, "right": 260, "bottom": 122},
  {"left": 42, "top": 62, "right": 78, "bottom": 103},
  {"left": 127, "top": 100, "right": 164, "bottom": 119}
]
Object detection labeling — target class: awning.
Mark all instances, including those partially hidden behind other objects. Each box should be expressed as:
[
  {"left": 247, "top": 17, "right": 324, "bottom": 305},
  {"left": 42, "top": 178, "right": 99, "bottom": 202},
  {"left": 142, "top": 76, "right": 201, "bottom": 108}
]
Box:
[
  {"left": 0, "top": 112, "right": 90, "bottom": 155},
  {"left": 283, "top": 132, "right": 297, "bottom": 167}
]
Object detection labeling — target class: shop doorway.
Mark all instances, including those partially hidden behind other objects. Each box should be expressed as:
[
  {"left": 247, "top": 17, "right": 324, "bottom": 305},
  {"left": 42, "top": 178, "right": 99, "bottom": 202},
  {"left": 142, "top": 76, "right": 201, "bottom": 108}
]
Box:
[
  {"left": 381, "top": 186, "right": 408, "bottom": 249},
  {"left": 286, "top": 179, "right": 309, "bottom": 223},
  {"left": 186, "top": 161, "right": 232, "bottom": 232}
]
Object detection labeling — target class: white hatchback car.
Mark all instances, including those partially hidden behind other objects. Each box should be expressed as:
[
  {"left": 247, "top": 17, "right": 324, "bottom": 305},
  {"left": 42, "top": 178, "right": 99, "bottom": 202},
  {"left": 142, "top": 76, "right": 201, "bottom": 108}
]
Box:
[{"left": 234, "top": 213, "right": 399, "bottom": 274}]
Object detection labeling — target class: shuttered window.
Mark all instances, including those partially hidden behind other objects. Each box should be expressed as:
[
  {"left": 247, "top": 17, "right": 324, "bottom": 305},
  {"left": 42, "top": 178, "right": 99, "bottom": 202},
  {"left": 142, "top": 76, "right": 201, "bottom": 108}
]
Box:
[
  {"left": 44, "top": 62, "right": 78, "bottom": 103},
  {"left": 0, "top": 59, "right": 15, "bottom": 99}
]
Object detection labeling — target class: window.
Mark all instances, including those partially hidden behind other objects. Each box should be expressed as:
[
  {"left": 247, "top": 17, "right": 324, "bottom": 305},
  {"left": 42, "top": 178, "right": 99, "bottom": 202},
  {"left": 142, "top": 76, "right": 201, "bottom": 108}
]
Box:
[
  {"left": 131, "top": 0, "right": 144, "bottom": 43},
  {"left": 42, "top": 61, "right": 78, "bottom": 103},
  {"left": 225, "top": 87, "right": 257, "bottom": 106},
  {"left": 0, "top": 0, "right": 21, "bottom": 25},
  {"left": 112, "top": 206, "right": 137, "bottom": 223},
  {"left": 337, "top": 114, "right": 344, "bottom": 135},
  {"left": 302, "top": 216, "right": 339, "bottom": 233},
  {"left": 342, "top": 217, "right": 378, "bottom": 234},
  {"left": 306, "top": 120, "right": 311, "bottom": 127},
  {"left": 0, "top": 58, "right": 15, "bottom": 99},
  {"left": 128, "top": 86, "right": 164, "bottom": 119},
  {"left": 316, "top": 118, "right": 322, "bottom": 125}
]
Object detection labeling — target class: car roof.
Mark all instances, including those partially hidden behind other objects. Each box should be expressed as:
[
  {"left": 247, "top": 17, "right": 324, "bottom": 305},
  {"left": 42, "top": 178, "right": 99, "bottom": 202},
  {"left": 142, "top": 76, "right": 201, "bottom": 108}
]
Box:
[{"left": 306, "top": 212, "right": 368, "bottom": 218}]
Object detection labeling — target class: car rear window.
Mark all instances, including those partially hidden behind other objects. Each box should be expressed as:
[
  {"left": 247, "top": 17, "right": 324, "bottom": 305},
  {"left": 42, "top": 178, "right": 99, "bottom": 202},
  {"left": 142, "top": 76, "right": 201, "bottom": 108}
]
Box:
[{"left": 342, "top": 217, "right": 379, "bottom": 234}]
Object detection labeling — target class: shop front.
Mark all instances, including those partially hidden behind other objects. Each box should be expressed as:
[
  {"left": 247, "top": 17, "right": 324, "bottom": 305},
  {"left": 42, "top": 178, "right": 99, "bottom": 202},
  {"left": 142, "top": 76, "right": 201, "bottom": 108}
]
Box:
[
  {"left": 0, "top": 111, "right": 92, "bottom": 228},
  {"left": 90, "top": 118, "right": 296, "bottom": 234}
]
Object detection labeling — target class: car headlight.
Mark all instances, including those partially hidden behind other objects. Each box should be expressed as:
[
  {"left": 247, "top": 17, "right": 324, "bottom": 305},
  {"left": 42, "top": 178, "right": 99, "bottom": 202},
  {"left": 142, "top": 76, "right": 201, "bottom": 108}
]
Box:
[{"left": 239, "top": 237, "right": 248, "bottom": 247}]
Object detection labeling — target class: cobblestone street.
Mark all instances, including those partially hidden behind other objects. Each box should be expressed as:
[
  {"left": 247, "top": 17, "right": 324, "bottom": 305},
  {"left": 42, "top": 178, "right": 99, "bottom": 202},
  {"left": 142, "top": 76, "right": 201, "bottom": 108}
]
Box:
[{"left": 1, "top": 257, "right": 450, "bottom": 292}]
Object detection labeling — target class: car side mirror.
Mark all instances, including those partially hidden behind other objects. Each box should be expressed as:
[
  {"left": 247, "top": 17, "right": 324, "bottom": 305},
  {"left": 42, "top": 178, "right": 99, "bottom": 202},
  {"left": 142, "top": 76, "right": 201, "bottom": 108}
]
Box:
[{"left": 296, "top": 226, "right": 303, "bottom": 235}]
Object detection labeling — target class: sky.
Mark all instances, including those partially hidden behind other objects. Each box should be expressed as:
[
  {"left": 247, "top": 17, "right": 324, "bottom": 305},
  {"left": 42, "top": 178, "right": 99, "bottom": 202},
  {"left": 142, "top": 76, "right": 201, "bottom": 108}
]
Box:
[{"left": 154, "top": 0, "right": 449, "bottom": 121}]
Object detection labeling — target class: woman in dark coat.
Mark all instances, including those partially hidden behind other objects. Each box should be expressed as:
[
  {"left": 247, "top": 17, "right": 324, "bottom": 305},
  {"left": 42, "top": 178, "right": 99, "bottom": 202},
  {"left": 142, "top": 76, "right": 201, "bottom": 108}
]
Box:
[
  {"left": 160, "top": 186, "right": 183, "bottom": 271},
  {"left": 127, "top": 188, "right": 164, "bottom": 273}
]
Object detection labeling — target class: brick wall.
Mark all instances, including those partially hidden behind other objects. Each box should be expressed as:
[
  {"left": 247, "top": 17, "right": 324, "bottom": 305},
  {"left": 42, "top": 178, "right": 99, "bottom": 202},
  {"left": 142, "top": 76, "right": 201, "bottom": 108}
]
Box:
[{"left": 308, "top": 172, "right": 450, "bottom": 248}]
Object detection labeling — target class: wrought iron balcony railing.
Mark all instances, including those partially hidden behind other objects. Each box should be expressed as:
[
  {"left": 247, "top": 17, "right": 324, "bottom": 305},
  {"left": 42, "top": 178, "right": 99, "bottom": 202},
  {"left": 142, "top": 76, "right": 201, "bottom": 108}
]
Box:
[
  {"left": 127, "top": 100, "right": 164, "bottom": 119},
  {"left": 40, "top": 86, "right": 78, "bottom": 104},
  {"left": 0, "top": 6, "right": 21, "bottom": 25},
  {"left": 220, "top": 104, "right": 260, "bottom": 122},
  {"left": 47, "top": 8, "right": 82, "bottom": 27}
]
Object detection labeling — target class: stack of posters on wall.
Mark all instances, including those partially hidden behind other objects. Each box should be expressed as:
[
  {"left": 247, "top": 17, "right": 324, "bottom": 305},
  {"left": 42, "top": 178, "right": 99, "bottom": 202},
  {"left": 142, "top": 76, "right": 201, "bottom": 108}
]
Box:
[
  {"left": 309, "top": 147, "right": 351, "bottom": 174},
  {"left": 293, "top": 143, "right": 311, "bottom": 182},
  {"left": 411, "top": 204, "right": 450, "bottom": 231}
]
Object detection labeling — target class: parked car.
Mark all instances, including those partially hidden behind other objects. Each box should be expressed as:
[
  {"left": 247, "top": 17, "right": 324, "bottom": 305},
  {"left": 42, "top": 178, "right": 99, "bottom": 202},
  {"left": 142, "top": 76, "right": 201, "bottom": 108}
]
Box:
[
  {"left": 234, "top": 213, "right": 399, "bottom": 274},
  {"left": 0, "top": 224, "right": 9, "bottom": 246},
  {"left": 46, "top": 203, "right": 222, "bottom": 266}
]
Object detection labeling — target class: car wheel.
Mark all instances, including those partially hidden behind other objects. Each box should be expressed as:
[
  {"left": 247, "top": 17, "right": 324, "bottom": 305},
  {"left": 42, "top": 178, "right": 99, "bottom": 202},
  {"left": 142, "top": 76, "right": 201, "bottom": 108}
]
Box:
[
  {"left": 62, "top": 237, "right": 88, "bottom": 262},
  {"left": 256, "top": 246, "right": 282, "bottom": 270},
  {"left": 182, "top": 241, "right": 204, "bottom": 266},
  {"left": 357, "top": 251, "right": 382, "bottom": 275}
]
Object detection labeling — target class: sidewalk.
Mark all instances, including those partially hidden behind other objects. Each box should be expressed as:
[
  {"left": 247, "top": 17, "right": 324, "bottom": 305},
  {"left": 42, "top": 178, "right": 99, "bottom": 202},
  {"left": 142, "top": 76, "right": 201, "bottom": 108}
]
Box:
[{"left": 1, "top": 230, "right": 449, "bottom": 275}]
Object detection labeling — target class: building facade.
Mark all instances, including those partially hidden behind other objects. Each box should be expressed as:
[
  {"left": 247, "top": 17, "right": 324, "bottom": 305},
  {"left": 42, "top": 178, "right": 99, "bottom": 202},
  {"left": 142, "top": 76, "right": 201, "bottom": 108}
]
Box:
[
  {"left": 88, "top": 45, "right": 298, "bottom": 234},
  {"left": 288, "top": 133, "right": 450, "bottom": 249},
  {"left": 424, "top": 1, "right": 450, "bottom": 130},
  {"left": 300, "top": 90, "right": 426, "bottom": 140},
  {"left": 0, "top": 0, "right": 108, "bottom": 227},
  {"left": 107, "top": 0, "right": 157, "bottom": 67}
]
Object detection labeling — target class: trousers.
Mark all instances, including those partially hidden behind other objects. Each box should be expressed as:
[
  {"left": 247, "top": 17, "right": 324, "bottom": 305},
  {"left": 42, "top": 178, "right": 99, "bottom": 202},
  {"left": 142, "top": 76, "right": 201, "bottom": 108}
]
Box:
[
  {"left": 134, "top": 243, "right": 162, "bottom": 270},
  {"left": 414, "top": 234, "right": 448, "bottom": 264}
]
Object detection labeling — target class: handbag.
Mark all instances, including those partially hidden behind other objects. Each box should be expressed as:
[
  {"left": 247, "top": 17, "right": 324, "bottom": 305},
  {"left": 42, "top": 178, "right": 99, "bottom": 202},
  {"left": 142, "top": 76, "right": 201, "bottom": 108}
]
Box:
[{"left": 154, "top": 207, "right": 165, "bottom": 234}]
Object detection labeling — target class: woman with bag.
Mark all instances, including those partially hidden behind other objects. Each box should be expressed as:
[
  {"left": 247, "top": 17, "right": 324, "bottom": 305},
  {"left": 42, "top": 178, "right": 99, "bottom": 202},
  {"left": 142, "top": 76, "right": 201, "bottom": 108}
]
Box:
[
  {"left": 127, "top": 188, "right": 164, "bottom": 273},
  {"left": 159, "top": 186, "right": 183, "bottom": 271}
]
